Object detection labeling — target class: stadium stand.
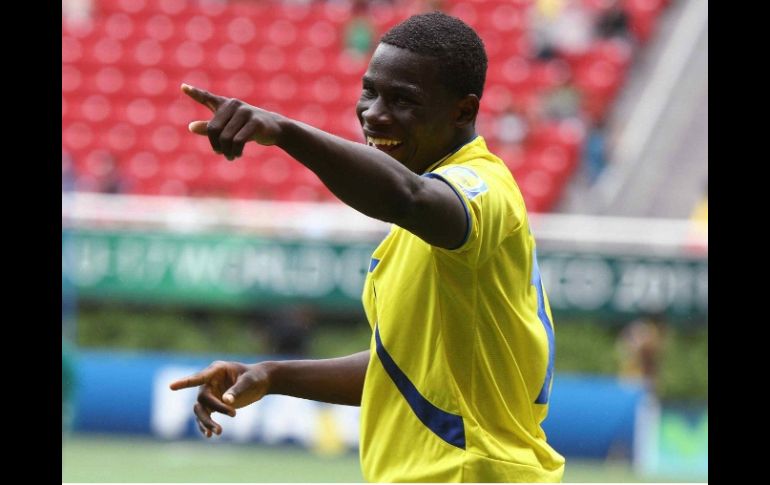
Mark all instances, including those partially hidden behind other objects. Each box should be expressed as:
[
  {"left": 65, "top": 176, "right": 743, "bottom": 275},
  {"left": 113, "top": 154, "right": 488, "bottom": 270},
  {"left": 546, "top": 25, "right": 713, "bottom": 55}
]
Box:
[{"left": 62, "top": 0, "right": 669, "bottom": 212}]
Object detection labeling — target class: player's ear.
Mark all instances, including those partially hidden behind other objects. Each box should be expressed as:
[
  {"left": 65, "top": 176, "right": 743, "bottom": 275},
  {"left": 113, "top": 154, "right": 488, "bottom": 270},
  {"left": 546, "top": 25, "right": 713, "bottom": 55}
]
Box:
[{"left": 455, "top": 94, "right": 480, "bottom": 127}]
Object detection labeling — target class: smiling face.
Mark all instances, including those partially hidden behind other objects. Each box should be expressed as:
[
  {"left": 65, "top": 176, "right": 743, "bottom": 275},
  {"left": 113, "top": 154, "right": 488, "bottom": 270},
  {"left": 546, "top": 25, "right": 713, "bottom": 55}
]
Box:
[{"left": 356, "top": 43, "right": 470, "bottom": 174}]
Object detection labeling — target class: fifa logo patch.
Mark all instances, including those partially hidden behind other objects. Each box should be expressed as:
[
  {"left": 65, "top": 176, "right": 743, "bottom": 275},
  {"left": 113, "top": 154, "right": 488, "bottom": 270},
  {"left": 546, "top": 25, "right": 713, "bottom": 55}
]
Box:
[{"left": 440, "top": 166, "right": 488, "bottom": 200}]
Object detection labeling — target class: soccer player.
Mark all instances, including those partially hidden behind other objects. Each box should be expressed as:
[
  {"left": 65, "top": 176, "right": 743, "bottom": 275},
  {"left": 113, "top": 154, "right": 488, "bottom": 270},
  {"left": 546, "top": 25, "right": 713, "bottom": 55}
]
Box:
[{"left": 170, "top": 12, "right": 565, "bottom": 482}]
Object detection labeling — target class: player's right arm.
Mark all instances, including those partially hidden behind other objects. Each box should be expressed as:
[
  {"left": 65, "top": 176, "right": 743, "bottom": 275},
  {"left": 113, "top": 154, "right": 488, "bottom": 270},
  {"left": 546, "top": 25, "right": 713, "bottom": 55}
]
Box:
[
  {"left": 169, "top": 350, "right": 369, "bottom": 437},
  {"left": 181, "top": 84, "right": 469, "bottom": 251}
]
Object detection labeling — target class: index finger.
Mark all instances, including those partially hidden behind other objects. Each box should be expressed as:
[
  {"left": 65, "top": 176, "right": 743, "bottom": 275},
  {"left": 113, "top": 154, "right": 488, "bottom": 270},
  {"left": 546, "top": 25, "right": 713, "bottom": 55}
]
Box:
[
  {"left": 181, "top": 83, "right": 224, "bottom": 113},
  {"left": 169, "top": 371, "right": 209, "bottom": 391}
]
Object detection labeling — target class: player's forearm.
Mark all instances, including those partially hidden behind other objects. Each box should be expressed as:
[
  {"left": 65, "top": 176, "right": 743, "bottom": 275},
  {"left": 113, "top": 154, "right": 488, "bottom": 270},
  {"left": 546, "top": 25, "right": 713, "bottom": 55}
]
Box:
[
  {"left": 261, "top": 350, "right": 370, "bottom": 406},
  {"left": 276, "top": 118, "right": 421, "bottom": 224}
]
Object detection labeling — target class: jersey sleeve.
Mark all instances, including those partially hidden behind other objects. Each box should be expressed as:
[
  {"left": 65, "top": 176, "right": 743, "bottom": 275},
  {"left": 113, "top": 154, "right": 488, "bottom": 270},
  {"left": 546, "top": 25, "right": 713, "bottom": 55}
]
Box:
[{"left": 424, "top": 162, "right": 525, "bottom": 265}]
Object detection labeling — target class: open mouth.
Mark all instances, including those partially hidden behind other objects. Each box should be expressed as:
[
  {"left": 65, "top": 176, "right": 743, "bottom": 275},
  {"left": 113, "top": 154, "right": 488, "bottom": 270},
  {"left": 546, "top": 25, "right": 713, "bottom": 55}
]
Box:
[{"left": 366, "top": 136, "right": 404, "bottom": 153}]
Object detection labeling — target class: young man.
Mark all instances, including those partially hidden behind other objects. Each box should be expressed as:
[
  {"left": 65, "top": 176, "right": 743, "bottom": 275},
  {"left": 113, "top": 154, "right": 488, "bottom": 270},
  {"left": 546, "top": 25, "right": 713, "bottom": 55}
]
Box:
[{"left": 170, "top": 12, "right": 565, "bottom": 482}]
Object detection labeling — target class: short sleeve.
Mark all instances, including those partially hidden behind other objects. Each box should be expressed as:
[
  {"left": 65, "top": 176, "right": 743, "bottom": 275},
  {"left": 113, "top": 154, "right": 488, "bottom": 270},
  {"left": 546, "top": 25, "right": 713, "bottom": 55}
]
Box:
[{"left": 422, "top": 164, "right": 488, "bottom": 254}]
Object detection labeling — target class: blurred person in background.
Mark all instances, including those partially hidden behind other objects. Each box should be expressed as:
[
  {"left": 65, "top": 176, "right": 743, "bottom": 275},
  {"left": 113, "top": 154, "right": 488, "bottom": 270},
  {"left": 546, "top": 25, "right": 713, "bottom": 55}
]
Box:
[
  {"left": 497, "top": 102, "right": 530, "bottom": 146},
  {"left": 344, "top": 0, "right": 376, "bottom": 59},
  {"left": 582, "top": 116, "right": 609, "bottom": 184},
  {"left": 616, "top": 313, "right": 666, "bottom": 396},
  {"left": 170, "top": 12, "right": 564, "bottom": 482},
  {"left": 594, "top": 0, "right": 634, "bottom": 45},
  {"left": 530, "top": 0, "right": 594, "bottom": 61},
  {"left": 264, "top": 306, "right": 314, "bottom": 357}
]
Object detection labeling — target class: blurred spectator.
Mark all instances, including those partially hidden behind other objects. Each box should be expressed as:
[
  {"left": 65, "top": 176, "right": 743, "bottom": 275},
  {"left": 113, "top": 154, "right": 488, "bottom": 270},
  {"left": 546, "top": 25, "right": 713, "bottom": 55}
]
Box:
[
  {"left": 686, "top": 182, "right": 708, "bottom": 253},
  {"left": 417, "top": 0, "right": 445, "bottom": 11},
  {"left": 616, "top": 313, "right": 666, "bottom": 395},
  {"left": 95, "top": 152, "right": 124, "bottom": 194},
  {"left": 497, "top": 105, "right": 529, "bottom": 146},
  {"left": 264, "top": 306, "right": 314, "bottom": 356},
  {"left": 531, "top": 0, "right": 594, "bottom": 61},
  {"left": 344, "top": 1, "right": 376, "bottom": 59},
  {"left": 595, "top": 0, "right": 632, "bottom": 41},
  {"left": 541, "top": 80, "right": 582, "bottom": 120},
  {"left": 63, "top": 0, "right": 92, "bottom": 23},
  {"left": 582, "top": 117, "right": 608, "bottom": 184}
]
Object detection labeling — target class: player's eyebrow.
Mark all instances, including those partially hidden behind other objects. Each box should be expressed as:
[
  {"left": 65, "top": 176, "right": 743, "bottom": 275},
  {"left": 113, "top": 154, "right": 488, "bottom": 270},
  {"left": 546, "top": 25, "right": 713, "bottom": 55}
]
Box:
[{"left": 362, "top": 75, "right": 425, "bottom": 99}]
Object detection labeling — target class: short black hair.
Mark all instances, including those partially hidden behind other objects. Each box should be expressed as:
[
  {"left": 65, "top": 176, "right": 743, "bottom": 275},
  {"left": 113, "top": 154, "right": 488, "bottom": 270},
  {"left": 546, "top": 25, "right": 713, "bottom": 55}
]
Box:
[{"left": 380, "top": 12, "right": 488, "bottom": 99}]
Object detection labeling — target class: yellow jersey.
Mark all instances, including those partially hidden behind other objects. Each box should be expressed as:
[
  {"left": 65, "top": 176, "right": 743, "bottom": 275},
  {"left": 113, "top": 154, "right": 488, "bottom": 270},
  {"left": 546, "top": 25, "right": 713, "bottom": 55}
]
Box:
[{"left": 359, "top": 136, "right": 565, "bottom": 482}]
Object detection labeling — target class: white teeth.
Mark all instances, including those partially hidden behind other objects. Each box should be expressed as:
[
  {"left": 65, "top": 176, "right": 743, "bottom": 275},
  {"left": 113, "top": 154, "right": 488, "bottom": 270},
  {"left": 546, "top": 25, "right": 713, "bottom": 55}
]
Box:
[{"left": 367, "top": 136, "right": 402, "bottom": 147}]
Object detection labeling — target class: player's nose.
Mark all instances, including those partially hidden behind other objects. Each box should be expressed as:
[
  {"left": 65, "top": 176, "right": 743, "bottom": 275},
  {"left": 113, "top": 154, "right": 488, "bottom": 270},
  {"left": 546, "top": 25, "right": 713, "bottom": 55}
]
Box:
[{"left": 360, "top": 97, "right": 392, "bottom": 126}]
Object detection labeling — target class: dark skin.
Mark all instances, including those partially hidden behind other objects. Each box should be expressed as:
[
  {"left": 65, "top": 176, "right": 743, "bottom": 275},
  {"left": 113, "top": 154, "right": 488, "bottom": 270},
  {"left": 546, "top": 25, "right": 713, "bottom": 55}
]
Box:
[{"left": 169, "top": 43, "right": 481, "bottom": 437}]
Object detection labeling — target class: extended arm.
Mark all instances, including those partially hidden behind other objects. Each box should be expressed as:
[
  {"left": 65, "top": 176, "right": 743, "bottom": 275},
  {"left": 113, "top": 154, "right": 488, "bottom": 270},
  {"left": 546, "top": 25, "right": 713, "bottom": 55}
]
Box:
[
  {"left": 169, "top": 350, "right": 369, "bottom": 437},
  {"left": 182, "top": 84, "right": 467, "bottom": 249}
]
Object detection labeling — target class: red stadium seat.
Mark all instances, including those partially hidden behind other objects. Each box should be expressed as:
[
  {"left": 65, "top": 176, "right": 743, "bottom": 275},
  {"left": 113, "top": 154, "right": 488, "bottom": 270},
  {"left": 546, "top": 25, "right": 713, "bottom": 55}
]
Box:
[
  {"left": 308, "top": 75, "right": 343, "bottom": 104},
  {"left": 267, "top": 74, "right": 299, "bottom": 101},
  {"left": 62, "top": 65, "right": 84, "bottom": 94},
  {"left": 489, "top": 4, "right": 528, "bottom": 33},
  {"left": 320, "top": 1, "right": 353, "bottom": 26},
  {"left": 63, "top": 122, "right": 95, "bottom": 152},
  {"left": 184, "top": 15, "right": 216, "bottom": 43},
  {"left": 113, "top": 0, "right": 149, "bottom": 16},
  {"left": 279, "top": 1, "right": 313, "bottom": 23},
  {"left": 173, "top": 41, "right": 206, "bottom": 69},
  {"left": 62, "top": 16, "right": 96, "bottom": 40},
  {"left": 225, "top": 17, "right": 258, "bottom": 45},
  {"left": 106, "top": 122, "right": 139, "bottom": 155},
  {"left": 292, "top": 47, "right": 329, "bottom": 76},
  {"left": 158, "top": 0, "right": 190, "bottom": 17},
  {"left": 89, "top": 37, "right": 124, "bottom": 65},
  {"left": 80, "top": 94, "right": 113, "bottom": 123},
  {"left": 495, "top": 145, "right": 527, "bottom": 174},
  {"left": 295, "top": 104, "right": 330, "bottom": 129},
  {"left": 143, "top": 14, "right": 176, "bottom": 42},
  {"left": 146, "top": 124, "right": 183, "bottom": 154},
  {"left": 135, "top": 68, "right": 170, "bottom": 97},
  {"left": 519, "top": 169, "right": 556, "bottom": 212},
  {"left": 125, "top": 150, "right": 161, "bottom": 181},
  {"left": 221, "top": 72, "right": 258, "bottom": 100},
  {"left": 164, "top": 151, "right": 206, "bottom": 184},
  {"left": 158, "top": 178, "right": 190, "bottom": 197},
  {"left": 197, "top": 0, "right": 229, "bottom": 19},
  {"left": 253, "top": 154, "right": 294, "bottom": 189},
  {"left": 88, "top": 66, "right": 127, "bottom": 95},
  {"left": 255, "top": 45, "right": 288, "bottom": 73},
  {"left": 303, "top": 20, "right": 339, "bottom": 50},
  {"left": 132, "top": 38, "right": 165, "bottom": 67},
  {"left": 215, "top": 43, "right": 247, "bottom": 71},
  {"left": 267, "top": 19, "right": 299, "bottom": 48},
  {"left": 447, "top": 2, "right": 479, "bottom": 26},
  {"left": 161, "top": 96, "right": 197, "bottom": 126},
  {"left": 212, "top": 157, "right": 248, "bottom": 184},
  {"left": 62, "top": 35, "right": 83, "bottom": 64},
  {"left": 124, "top": 98, "right": 158, "bottom": 126},
  {"left": 104, "top": 13, "right": 135, "bottom": 41},
  {"left": 533, "top": 144, "right": 575, "bottom": 180}
]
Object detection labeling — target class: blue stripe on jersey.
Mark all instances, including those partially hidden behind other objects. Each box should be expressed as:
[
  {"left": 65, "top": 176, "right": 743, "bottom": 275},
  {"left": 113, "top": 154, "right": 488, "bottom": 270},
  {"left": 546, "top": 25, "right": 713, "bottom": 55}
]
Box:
[
  {"left": 531, "top": 250, "right": 555, "bottom": 404},
  {"left": 369, "top": 258, "right": 380, "bottom": 273},
  {"left": 421, "top": 172, "right": 471, "bottom": 250},
  {"left": 374, "top": 325, "right": 466, "bottom": 449}
]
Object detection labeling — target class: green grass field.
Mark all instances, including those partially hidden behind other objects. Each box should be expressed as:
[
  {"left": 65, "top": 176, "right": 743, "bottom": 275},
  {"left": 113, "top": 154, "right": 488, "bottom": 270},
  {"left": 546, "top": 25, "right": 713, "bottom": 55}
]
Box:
[{"left": 62, "top": 434, "right": 697, "bottom": 483}]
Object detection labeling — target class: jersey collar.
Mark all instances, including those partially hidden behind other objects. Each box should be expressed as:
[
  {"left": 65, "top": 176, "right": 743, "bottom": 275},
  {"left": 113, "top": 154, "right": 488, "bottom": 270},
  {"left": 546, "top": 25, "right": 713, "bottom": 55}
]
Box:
[{"left": 422, "top": 135, "right": 482, "bottom": 174}]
